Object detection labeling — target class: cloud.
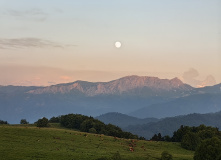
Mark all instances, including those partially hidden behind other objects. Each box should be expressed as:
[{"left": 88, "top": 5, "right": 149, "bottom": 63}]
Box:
[
  {"left": 7, "top": 8, "right": 47, "bottom": 16},
  {"left": 199, "top": 75, "right": 216, "bottom": 88},
  {"left": 48, "top": 81, "right": 56, "bottom": 85},
  {"left": 182, "top": 68, "right": 216, "bottom": 87},
  {"left": 0, "top": 37, "right": 66, "bottom": 49},
  {"left": 4, "top": 8, "right": 48, "bottom": 22},
  {"left": 183, "top": 68, "right": 199, "bottom": 80}
]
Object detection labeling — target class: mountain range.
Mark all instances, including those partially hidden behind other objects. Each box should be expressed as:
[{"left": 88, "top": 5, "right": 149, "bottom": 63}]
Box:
[
  {"left": 96, "top": 111, "right": 221, "bottom": 139},
  {"left": 0, "top": 75, "right": 221, "bottom": 124}
]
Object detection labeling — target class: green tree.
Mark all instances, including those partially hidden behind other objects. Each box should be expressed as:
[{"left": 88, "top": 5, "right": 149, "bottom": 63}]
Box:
[
  {"left": 172, "top": 125, "right": 191, "bottom": 142},
  {"left": 194, "top": 137, "right": 221, "bottom": 160},
  {"left": 36, "top": 117, "right": 49, "bottom": 127},
  {"left": 20, "top": 119, "right": 29, "bottom": 124},
  {"left": 181, "top": 132, "right": 200, "bottom": 151},
  {"left": 80, "top": 119, "right": 95, "bottom": 132},
  {"left": 151, "top": 134, "right": 159, "bottom": 141},
  {"left": 105, "top": 124, "right": 122, "bottom": 137},
  {"left": 49, "top": 116, "right": 61, "bottom": 123},
  {"left": 60, "top": 114, "right": 87, "bottom": 129},
  {"left": 151, "top": 133, "right": 163, "bottom": 141},
  {"left": 161, "top": 151, "right": 173, "bottom": 160},
  {"left": 198, "top": 128, "right": 219, "bottom": 140}
]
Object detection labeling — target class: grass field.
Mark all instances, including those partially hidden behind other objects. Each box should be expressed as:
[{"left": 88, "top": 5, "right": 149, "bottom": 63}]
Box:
[{"left": 0, "top": 124, "right": 194, "bottom": 160}]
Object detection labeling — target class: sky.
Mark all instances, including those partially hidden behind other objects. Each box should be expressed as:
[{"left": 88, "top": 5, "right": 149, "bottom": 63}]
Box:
[{"left": 0, "top": 0, "right": 220, "bottom": 87}]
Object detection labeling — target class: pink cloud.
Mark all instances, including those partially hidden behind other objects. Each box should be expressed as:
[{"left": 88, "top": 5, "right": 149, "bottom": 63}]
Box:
[{"left": 60, "top": 76, "right": 72, "bottom": 81}]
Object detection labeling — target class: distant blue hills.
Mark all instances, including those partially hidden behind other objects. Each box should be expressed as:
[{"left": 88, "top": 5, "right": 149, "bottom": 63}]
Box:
[{"left": 96, "top": 111, "right": 221, "bottom": 139}]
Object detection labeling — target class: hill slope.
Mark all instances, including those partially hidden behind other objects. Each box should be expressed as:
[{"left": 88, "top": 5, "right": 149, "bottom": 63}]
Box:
[
  {"left": 0, "top": 125, "right": 194, "bottom": 160},
  {"left": 130, "top": 93, "right": 221, "bottom": 118},
  {"left": 125, "top": 111, "right": 221, "bottom": 139}
]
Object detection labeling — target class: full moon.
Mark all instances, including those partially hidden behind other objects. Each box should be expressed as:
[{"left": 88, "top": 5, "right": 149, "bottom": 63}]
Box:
[{"left": 115, "top": 41, "right": 121, "bottom": 48}]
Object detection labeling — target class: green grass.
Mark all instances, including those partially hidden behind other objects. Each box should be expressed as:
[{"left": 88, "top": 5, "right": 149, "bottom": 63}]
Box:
[{"left": 0, "top": 124, "right": 194, "bottom": 160}]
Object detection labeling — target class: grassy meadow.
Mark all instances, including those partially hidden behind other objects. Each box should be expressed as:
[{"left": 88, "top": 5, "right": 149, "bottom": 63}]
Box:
[{"left": 0, "top": 124, "right": 194, "bottom": 160}]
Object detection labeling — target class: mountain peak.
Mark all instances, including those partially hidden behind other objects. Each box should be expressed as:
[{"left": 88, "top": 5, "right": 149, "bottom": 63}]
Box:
[{"left": 170, "top": 77, "right": 183, "bottom": 85}]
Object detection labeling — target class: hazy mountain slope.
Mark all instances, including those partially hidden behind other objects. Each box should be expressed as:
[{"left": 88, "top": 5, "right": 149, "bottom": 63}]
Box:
[
  {"left": 0, "top": 76, "right": 193, "bottom": 123},
  {"left": 0, "top": 92, "right": 168, "bottom": 124},
  {"left": 0, "top": 86, "right": 40, "bottom": 95},
  {"left": 196, "top": 83, "right": 221, "bottom": 94},
  {"left": 129, "top": 93, "right": 221, "bottom": 118},
  {"left": 125, "top": 111, "right": 221, "bottom": 139},
  {"left": 96, "top": 112, "right": 159, "bottom": 128}
]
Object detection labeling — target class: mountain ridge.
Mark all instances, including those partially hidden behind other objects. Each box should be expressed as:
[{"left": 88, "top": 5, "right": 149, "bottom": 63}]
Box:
[
  {"left": 96, "top": 112, "right": 159, "bottom": 128},
  {"left": 129, "top": 92, "right": 221, "bottom": 118},
  {"left": 125, "top": 111, "right": 221, "bottom": 139},
  {"left": 27, "top": 75, "right": 193, "bottom": 96}
]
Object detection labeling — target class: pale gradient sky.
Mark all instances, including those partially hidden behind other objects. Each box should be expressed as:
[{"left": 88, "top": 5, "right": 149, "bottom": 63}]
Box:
[{"left": 0, "top": 0, "right": 220, "bottom": 86}]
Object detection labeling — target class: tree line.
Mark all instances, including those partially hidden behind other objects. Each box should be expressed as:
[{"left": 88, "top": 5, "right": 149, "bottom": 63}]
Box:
[
  {"left": 0, "top": 120, "right": 8, "bottom": 124},
  {"left": 151, "top": 124, "right": 221, "bottom": 160},
  {"left": 36, "top": 114, "right": 139, "bottom": 140}
]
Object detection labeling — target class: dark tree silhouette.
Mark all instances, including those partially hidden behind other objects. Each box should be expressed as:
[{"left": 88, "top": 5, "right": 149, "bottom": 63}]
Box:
[
  {"left": 36, "top": 117, "right": 49, "bottom": 127},
  {"left": 20, "top": 119, "right": 29, "bottom": 124}
]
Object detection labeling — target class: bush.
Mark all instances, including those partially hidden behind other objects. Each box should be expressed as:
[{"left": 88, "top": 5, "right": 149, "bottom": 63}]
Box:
[
  {"left": 36, "top": 117, "right": 49, "bottom": 127},
  {"left": 20, "top": 119, "right": 29, "bottom": 124},
  {"left": 89, "top": 128, "right": 97, "bottom": 134},
  {"left": 161, "top": 151, "right": 173, "bottom": 160}
]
